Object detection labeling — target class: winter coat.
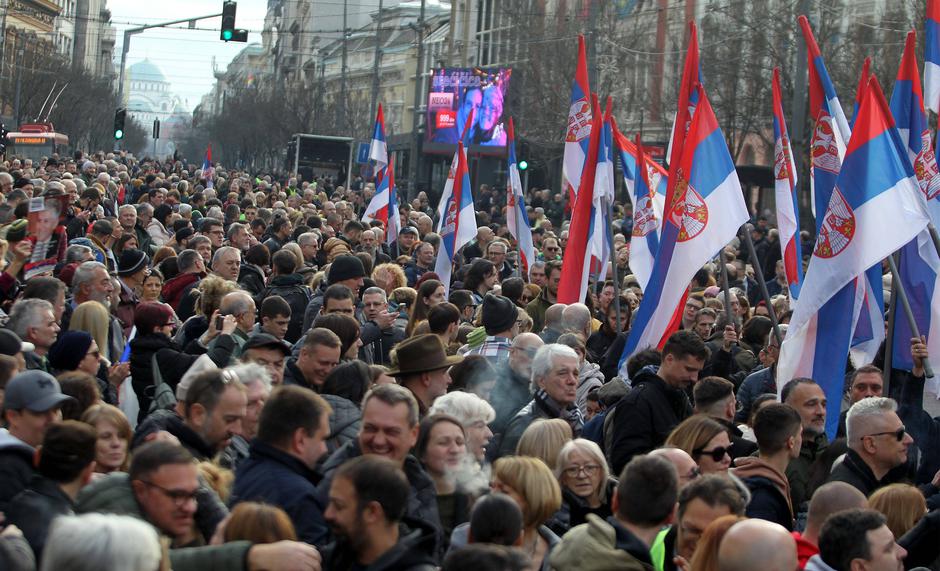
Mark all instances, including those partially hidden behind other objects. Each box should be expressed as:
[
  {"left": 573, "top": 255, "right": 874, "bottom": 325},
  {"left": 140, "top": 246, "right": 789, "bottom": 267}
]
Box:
[
  {"left": 301, "top": 282, "right": 328, "bottom": 332},
  {"left": 547, "top": 479, "right": 617, "bottom": 537},
  {"left": 76, "top": 472, "right": 252, "bottom": 571},
  {"left": 606, "top": 366, "right": 693, "bottom": 475},
  {"left": 826, "top": 448, "right": 886, "bottom": 497},
  {"left": 550, "top": 514, "right": 655, "bottom": 571},
  {"left": 449, "top": 523, "right": 559, "bottom": 571},
  {"left": 404, "top": 263, "right": 431, "bottom": 287},
  {"left": 735, "top": 366, "right": 776, "bottom": 424},
  {"left": 732, "top": 457, "right": 794, "bottom": 530},
  {"left": 793, "top": 531, "right": 819, "bottom": 569},
  {"left": 132, "top": 409, "right": 217, "bottom": 460},
  {"left": 899, "top": 508, "right": 940, "bottom": 568},
  {"left": 0, "top": 429, "right": 36, "bottom": 512},
  {"left": 0, "top": 533, "right": 33, "bottom": 571},
  {"left": 490, "top": 361, "right": 533, "bottom": 436},
  {"left": 492, "top": 399, "right": 552, "bottom": 461},
  {"left": 321, "top": 518, "right": 438, "bottom": 571},
  {"left": 258, "top": 273, "right": 313, "bottom": 344},
  {"left": 237, "top": 263, "right": 266, "bottom": 299},
  {"left": 787, "top": 431, "right": 829, "bottom": 509},
  {"left": 230, "top": 439, "right": 329, "bottom": 546},
  {"left": 318, "top": 441, "right": 442, "bottom": 549},
  {"left": 115, "top": 279, "right": 140, "bottom": 339},
  {"left": 525, "top": 287, "right": 554, "bottom": 334},
  {"left": 576, "top": 362, "right": 605, "bottom": 417},
  {"left": 146, "top": 219, "right": 172, "bottom": 248},
  {"left": 283, "top": 358, "right": 312, "bottom": 389},
  {"left": 129, "top": 332, "right": 236, "bottom": 423},
  {"left": 321, "top": 394, "right": 361, "bottom": 458},
  {"left": 162, "top": 272, "right": 201, "bottom": 311},
  {"left": 586, "top": 329, "right": 617, "bottom": 364},
  {"left": 5, "top": 474, "right": 73, "bottom": 559}
]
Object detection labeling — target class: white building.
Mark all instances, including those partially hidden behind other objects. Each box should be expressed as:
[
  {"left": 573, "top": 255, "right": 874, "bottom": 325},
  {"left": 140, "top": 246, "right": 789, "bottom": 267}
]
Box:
[{"left": 127, "top": 59, "right": 191, "bottom": 157}]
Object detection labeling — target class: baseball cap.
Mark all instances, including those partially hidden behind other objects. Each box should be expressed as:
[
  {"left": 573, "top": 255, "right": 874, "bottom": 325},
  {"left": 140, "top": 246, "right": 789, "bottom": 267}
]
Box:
[
  {"left": 3, "top": 371, "right": 74, "bottom": 412},
  {"left": 0, "top": 329, "right": 34, "bottom": 356},
  {"left": 244, "top": 333, "right": 292, "bottom": 356}
]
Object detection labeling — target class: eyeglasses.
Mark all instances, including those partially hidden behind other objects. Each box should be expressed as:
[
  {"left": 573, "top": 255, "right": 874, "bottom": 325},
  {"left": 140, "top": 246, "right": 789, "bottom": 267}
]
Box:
[
  {"left": 86, "top": 350, "right": 101, "bottom": 359},
  {"left": 139, "top": 480, "right": 198, "bottom": 507},
  {"left": 694, "top": 446, "right": 732, "bottom": 462},
  {"left": 863, "top": 427, "right": 906, "bottom": 442},
  {"left": 563, "top": 464, "right": 601, "bottom": 478}
]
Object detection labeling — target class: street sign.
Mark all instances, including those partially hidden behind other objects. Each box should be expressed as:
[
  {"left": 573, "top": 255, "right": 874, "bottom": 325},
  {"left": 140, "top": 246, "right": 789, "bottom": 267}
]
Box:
[{"left": 356, "top": 142, "right": 370, "bottom": 164}]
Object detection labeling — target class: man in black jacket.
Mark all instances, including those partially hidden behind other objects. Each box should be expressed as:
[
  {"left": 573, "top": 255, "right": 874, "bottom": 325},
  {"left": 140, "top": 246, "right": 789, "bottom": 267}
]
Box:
[
  {"left": 259, "top": 250, "right": 313, "bottom": 344},
  {"left": 5, "top": 421, "right": 97, "bottom": 559},
  {"left": 231, "top": 385, "right": 332, "bottom": 546},
  {"left": 827, "top": 397, "right": 913, "bottom": 497},
  {"left": 607, "top": 330, "right": 708, "bottom": 475},
  {"left": 0, "top": 370, "right": 73, "bottom": 511},
  {"left": 692, "top": 376, "right": 757, "bottom": 460},
  {"left": 322, "top": 456, "right": 437, "bottom": 571}
]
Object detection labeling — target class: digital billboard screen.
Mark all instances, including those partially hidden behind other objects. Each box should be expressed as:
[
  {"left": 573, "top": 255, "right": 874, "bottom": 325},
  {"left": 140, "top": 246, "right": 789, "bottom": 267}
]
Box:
[{"left": 426, "top": 67, "right": 512, "bottom": 152}]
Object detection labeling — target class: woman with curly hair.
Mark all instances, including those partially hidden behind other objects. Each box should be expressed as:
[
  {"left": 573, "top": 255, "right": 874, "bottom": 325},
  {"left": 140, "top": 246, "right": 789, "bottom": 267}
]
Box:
[{"left": 373, "top": 262, "right": 407, "bottom": 297}]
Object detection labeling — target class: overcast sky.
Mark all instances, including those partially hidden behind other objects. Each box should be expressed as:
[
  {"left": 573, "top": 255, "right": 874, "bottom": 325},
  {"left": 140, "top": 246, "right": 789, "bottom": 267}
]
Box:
[{"left": 109, "top": 0, "right": 268, "bottom": 112}]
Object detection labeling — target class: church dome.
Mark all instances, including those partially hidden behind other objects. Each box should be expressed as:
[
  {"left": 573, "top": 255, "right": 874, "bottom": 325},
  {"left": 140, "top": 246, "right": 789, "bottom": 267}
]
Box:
[{"left": 130, "top": 59, "right": 168, "bottom": 84}]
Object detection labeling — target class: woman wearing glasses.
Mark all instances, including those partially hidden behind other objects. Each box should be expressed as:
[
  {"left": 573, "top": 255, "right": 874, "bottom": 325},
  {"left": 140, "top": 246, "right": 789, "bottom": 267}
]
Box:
[
  {"left": 666, "top": 415, "right": 733, "bottom": 476},
  {"left": 548, "top": 438, "right": 616, "bottom": 536}
]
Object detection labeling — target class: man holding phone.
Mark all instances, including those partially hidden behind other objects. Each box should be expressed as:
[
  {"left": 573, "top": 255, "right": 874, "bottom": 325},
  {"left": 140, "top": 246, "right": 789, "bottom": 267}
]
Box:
[{"left": 361, "top": 287, "right": 404, "bottom": 366}]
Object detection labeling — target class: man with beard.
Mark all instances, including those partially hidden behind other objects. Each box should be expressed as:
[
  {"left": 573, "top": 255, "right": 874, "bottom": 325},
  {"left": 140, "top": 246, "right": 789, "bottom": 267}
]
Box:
[
  {"left": 782, "top": 378, "right": 829, "bottom": 512},
  {"left": 61, "top": 261, "right": 125, "bottom": 358},
  {"left": 323, "top": 456, "right": 437, "bottom": 570}
]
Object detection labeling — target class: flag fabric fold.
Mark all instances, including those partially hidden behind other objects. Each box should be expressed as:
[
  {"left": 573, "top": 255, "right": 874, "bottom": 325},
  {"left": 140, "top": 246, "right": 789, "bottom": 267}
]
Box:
[
  {"left": 434, "top": 136, "right": 477, "bottom": 297},
  {"left": 202, "top": 144, "right": 214, "bottom": 189},
  {"left": 772, "top": 67, "right": 804, "bottom": 300},
  {"left": 925, "top": 0, "right": 940, "bottom": 114},
  {"left": 507, "top": 118, "right": 536, "bottom": 278},
  {"left": 363, "top": 105, "right": 392, "bottom": 225},
  {"left": 777, "top": 75, "right": 930, "bottom": 437},
  {"left": 562, "top": 35, "right": 593, "bottom": 211}
]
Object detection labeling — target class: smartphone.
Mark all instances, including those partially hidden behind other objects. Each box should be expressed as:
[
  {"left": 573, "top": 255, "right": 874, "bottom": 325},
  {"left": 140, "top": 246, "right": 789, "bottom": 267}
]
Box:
[
  {"left": 388, "top": 300, "right": 399, "bottom": 312},
  {"left": 216, "top": 315, "right": 225, "bottom": 330}
]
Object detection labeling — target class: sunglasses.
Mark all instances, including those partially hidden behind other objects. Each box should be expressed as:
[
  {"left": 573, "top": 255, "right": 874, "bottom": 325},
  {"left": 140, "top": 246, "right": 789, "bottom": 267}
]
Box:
[
  {"left": 864, "top": 427, "right": 906, "bottom": 442},
  {"left": 694, "top": 445, "right": 732, "bottom": 462}
]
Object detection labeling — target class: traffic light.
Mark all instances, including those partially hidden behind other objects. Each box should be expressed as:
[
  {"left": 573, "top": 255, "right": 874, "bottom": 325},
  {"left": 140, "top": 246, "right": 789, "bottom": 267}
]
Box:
[
  {"left": 518, "top": 160, "right": 528, "bottom": 171},
  {"left": 113, "top": 108, "right": 126, "bottom": 140},
  {"left": 0, "top": 123, "right": 7, "bottom": 155},
  {"left": 220, "top": 1, "right": 248, "bottom": 42},
  {"left": 221, "top": 1, "right": 236, "bottom": 41}
]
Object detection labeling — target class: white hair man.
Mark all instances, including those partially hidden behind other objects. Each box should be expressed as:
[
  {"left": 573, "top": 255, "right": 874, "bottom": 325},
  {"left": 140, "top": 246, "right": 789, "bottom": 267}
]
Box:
[{"left": 827, "top": 397, "right": 913, "bottom": 497}]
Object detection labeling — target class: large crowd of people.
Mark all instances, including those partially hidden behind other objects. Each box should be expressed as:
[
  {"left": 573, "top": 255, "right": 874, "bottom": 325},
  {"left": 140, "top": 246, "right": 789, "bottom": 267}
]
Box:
[{"left": 0, "top": 150, "right": 932, "bottom": 571}]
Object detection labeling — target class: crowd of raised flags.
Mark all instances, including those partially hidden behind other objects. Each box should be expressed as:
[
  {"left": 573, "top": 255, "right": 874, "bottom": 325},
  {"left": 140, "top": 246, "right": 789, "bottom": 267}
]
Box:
[{"left": 353, "top": 8, "right": 940, "bottom": 440}]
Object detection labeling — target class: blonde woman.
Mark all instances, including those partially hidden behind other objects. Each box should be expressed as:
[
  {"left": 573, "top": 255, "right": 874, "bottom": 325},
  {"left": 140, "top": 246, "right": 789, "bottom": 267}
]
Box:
[
  {"left": 71, "top": 301, "right": 113, "bottom": 362},
  {"left": 516, "top": 418, "right": 573, "bottom": 471},
  {"left": 666, "top": 415, "right": 733, "bottom": 476},
  {"left": 549, "top": 438, "right": 616, "bottom": 535}
]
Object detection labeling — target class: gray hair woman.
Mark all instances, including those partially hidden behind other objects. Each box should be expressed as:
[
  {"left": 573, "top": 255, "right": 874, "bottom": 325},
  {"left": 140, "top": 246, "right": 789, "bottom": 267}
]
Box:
[
  {"left": 548, "top": 438, "right": 616, "bottom": 536},
  {"left": 430, "top": 390, "right": 495, "bottom": 464}
]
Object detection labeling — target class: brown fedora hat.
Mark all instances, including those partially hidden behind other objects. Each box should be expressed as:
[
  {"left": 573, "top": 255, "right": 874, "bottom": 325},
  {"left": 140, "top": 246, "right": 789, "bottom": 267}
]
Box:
[{"left": 386, "top": 334, "right": 463, "bottom": 376}]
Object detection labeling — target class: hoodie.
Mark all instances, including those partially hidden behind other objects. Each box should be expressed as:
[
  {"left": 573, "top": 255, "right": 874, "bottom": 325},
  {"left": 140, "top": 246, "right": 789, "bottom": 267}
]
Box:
[
  {"left": 550, "top": 514, "right": 654, "bottom": 571},
  {"left": 732, "top": 456, "right": 794, "bottom": 530},
  {"left": 0, "top": 429, "right": 36, "bottom": 512},
  {"left": 161, "top": 272, "right": 201, "bottom": 310}
]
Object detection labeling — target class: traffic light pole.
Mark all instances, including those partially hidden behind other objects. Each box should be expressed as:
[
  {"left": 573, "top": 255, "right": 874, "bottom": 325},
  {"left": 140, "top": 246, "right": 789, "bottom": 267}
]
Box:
[{"left": 117, "top": 13, "right": 222, "bottom": 105}]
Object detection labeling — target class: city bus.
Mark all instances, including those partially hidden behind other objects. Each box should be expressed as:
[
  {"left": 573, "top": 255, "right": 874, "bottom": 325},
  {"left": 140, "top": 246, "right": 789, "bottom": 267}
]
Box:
[{"left": 5, "top": 123, "right": 69, "bottom": 163}]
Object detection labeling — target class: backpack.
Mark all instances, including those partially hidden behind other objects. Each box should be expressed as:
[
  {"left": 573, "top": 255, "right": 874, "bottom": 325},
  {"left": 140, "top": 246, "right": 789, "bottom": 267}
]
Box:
[{"left": 147, "top": 352, "right": 177, "bottom": 415}]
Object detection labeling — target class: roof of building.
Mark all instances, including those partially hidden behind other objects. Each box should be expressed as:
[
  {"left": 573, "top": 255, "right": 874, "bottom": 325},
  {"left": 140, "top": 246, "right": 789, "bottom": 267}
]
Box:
[{"left": 129, "top": 59, "right": 168, "bottom": 84}]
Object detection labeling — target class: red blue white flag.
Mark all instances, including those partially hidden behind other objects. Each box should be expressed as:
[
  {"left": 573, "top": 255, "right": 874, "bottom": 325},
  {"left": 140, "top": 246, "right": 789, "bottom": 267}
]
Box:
[
  {"left": 562, "top": 35, "right": 592, "bottom": 210},
  {"left": 778, "top": 75, "right": 929, "bottom": 436},
  {"left": 435, "top": 112, "right": 474, "bottom": 231},
  {"left": 363, "top": 105, "right": 391, "bottom": 224},
  {"left": 618, "top": 23, "right": 749, "bottom": 373},
  {"left": 434, "top": 133, "right": 477, "bottom": 296},
  {"left": 925, "top": 0, "right": 940, "bottom": 114},
  {"left": 506, "top": 118, "right": 535, "bottom": 278},
  {"left": 202, "top": 144, "right": 214, "bottom": 189},
  {"left": 851, "top": 57, "right": 871, "bottom": 128},
  {"left": 772, "top": 68, "right": 803, "bottom": 300}
]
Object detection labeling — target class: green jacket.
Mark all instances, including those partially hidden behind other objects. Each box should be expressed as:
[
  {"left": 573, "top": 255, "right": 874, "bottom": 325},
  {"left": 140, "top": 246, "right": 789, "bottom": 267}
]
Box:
[
  {"left": 550, "top": 514, "right": 654, "bottom": 571},
  {"left": 76, "top": 473, "right": 252, "bottom": 571},
  {"left": 526, "top": 288, "right": 554, "bottom": 334},
  {"left": 786, "top": 431, "right": 829, "bottom": 510}
]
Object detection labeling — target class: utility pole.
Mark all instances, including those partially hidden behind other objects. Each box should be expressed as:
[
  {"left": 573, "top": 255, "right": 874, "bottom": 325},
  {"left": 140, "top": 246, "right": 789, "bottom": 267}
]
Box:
[
  {"left": 587, "top": 0, "right": 599, "bottom": 89},
  {"left": 791, "top": 0, "right": 811, "bottom": 223},
  {"left": 369, "top": 0, "right": 384, "bottom": 128},
  {"left": 117, "top": 13, "right": 222, "bottom": 105},
  {"left": 408, "top": 0, "right": 426, "bottom": 201},
  {"left": 339, "top": 0, "right": 349, "bottom": 133},
  {"left": 12, "top": 47, "right": 23, "bottom": 126}
]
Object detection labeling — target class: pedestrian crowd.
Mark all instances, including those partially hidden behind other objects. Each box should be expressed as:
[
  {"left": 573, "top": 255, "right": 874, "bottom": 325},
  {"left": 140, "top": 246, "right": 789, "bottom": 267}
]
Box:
[{"left": 0, "top": 151, "right": 929, "bottom": 571}]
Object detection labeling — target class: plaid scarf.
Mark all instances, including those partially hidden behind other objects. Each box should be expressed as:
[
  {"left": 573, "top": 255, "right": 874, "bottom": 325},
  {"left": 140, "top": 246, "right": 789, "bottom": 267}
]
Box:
[{"left": 534, "top": 388, "right": 584, "bottom": 436}]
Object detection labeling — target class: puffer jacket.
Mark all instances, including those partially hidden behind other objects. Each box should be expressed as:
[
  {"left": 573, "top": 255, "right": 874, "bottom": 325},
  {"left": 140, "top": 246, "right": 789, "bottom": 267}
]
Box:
[
  {"left": 76, "top": 472, "right": 251, "bottom": 571},
  {"left": 549, "top": 514, "right": 654, "bottom": 571},
  {"left": 0, "top": 429, "right": 36, "bottom": 512},
  {"left": 237, "top": 263, "right": 266, "bottom": 299},
  {"left": 320, "top": 394, "right": 361, "bottom": 457},
  {"left": 576, "top": 362, "right": 605, "bottom": 417}
]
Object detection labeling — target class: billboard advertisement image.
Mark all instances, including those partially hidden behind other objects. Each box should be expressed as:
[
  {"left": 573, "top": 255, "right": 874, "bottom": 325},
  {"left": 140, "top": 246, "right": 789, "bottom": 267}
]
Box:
[{"left": 426, "top": 67, "right": 512, "bottom": 151}]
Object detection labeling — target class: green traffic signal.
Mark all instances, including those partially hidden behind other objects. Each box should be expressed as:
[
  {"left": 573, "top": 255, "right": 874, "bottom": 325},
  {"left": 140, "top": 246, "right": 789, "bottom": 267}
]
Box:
[
  {"left": 114, "top": 129, "right": 124, "bottom": 140},
  {"left": 222, "top": 29, "right": 233, "bottom": 41},
  {"left": 113, "top": 108, "right": 126, "bottom": 140},
  {"left": 221, "top": 1, "right": 237, "bottom": 42},
  {"left": 518, "top": 160, "right": 528, "bottom": 171}
]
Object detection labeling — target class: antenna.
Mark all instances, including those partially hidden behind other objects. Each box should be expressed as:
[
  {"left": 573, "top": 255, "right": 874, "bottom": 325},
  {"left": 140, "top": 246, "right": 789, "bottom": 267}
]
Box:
[
  {"left": 35, "top": 82, "right": 58, "bottom": 122},
  {"left": 43, "top": 83, "right": 70, "bottom": 122}
]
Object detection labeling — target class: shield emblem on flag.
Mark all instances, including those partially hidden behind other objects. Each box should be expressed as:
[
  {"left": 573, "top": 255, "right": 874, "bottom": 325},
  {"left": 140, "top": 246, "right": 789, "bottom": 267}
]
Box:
[
  {"left": 668, "top": 175, "right": 708, "bottom": 242},
  {"left": 811, "top": 115, "right": 841, "bottom": 175},
  {"left": 632, "top": 195, "right": 657, "bottom": 237},
  {"left": 814, "top": 187, "right": 855, "bottom": 258},
  {"left": 915, "top": 130, "right": 940, "bottom": 200},
  {"left": 566, "top": 99, "right": 592, "bottom": 142},
  {"left": 774, "top": 136, "right": 792, "bottom": 181}
]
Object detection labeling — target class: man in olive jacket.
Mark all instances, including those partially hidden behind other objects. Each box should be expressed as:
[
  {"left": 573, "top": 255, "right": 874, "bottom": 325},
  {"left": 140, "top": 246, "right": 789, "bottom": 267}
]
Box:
[{"left": 76, "top": 441, "right": 321, "bottom": 571}]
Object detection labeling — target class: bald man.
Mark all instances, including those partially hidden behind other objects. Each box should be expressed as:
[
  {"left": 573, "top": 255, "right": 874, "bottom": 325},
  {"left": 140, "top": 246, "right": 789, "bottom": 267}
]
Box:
[
  {"left": 541, "top": 303, "right": 567, "bottom": 343},
  {"left": 562, "top": 303, "right": 592, "bottom": 341},
  {"left": 649, "top": 447, "right": 701, "bottom": 489},
  {"left": 793, "top": 482, "right": 868, "bottom": 568},
  {"left": 719, "top": 519, "right": 798, "bottom": 571}
]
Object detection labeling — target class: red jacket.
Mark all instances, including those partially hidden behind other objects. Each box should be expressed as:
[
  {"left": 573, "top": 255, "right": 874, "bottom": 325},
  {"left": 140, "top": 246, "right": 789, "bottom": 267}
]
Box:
[{"left": 792, "top": 531, "right": 818, "bottom": 569}]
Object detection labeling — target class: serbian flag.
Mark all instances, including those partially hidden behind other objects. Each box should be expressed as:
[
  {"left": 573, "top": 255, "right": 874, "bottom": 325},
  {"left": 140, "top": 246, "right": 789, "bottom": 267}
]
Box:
[
  {"left": 363, "top": 105, "right": 391, "bottom": 224},
  {"left": 562, "top": 35, "right": 592, "bottom": 211},
  {"left": 613, "top": 120, "right": 667, "bottom": 291},
  {"left": 772, "top": 68, "right": 803, "bottom": 300},
  {"left": 434, "top": 140, "right": 477, "bottom": 296},
  {"left": 202, "top": 144, "right": 214, "bottom": 189},
  {"left": 925, "top": 0, "right": 940, "bottom": 114},
  {"left": 850, "top": 57, "right": 871, "bottom": 128},
  {"left": 369, "top": 103, "right": 389, "bottom": 184},
  {"left": 589, "top": 99, "right": 616, "bottom": 282},
  {"left": 436, "top": 112, "right": 474, "bottom": 231},
  {"left": 383, "top": 156, "right": 400, "bottom": 248},
  {"left": 777, "top": 75, "right": 929, "bottom": 437},
  {"left": 618, "top": 24, "right": 749, "bottom": 373},
  {"left": 557, "top": 95, "right": 602, "bottom": 304},
  {"left": 506, "top": 119, "right": 535, "bottom": 278},
  {"left": 890, "top": 30, "right": 940, "bottom": 390}
]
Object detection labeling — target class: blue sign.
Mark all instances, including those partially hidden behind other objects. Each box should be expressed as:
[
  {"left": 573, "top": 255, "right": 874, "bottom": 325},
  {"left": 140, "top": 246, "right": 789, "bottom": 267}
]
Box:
[{"left": 356, "top": 142, "right": 371, "bottom": 164}]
